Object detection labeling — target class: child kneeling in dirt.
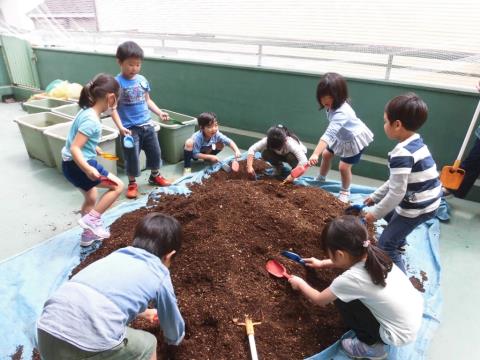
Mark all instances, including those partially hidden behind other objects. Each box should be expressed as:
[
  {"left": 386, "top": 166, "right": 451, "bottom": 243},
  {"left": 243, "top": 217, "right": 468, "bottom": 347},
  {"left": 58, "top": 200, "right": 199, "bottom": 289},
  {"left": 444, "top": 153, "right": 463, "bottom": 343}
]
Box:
[
  {"left": 246, "top": 125, "right": 308, "bottom": 183},
  {"left": 183, "top": 112, "right": 241, "bottom": 175},
  {"left": 289, "top": 216, "right": 423, "bottom": 360},
  {"left": 37, "top": 213, "right": 184, "bottom": 360}
]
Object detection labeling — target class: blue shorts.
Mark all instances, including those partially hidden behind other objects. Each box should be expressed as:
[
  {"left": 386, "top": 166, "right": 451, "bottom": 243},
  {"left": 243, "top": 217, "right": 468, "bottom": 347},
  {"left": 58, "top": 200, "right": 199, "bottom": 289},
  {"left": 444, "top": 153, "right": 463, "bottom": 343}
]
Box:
[
  {"left": 326, "top": 147, "right": 363, "bottom": 165},
  {"left": 62, "top": 159, "right": 108, "bottom": 191}
]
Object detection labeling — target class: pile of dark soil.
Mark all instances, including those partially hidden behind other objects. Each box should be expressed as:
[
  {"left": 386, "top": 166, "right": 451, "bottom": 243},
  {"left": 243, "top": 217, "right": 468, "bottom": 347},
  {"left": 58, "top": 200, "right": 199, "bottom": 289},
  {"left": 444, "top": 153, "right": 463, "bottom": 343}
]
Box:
[{"left": 70, "top": 160, "right": 359, "bottom": 359}]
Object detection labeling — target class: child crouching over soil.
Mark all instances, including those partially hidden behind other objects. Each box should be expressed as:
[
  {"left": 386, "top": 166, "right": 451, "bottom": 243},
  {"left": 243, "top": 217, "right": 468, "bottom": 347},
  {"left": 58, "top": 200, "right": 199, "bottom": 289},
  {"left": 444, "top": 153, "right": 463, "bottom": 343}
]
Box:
[
  {"left": 246, "top": 124, "right": 308, "bottom": 183},
  {"left": 183, "top": 112, "right": 241, "bottom": 175},
  {"left": 288, "top": 216, "right": 423, "bottom": 360},
  {"left": 37, "top": 213, "right": 185, "bottom": 360}
]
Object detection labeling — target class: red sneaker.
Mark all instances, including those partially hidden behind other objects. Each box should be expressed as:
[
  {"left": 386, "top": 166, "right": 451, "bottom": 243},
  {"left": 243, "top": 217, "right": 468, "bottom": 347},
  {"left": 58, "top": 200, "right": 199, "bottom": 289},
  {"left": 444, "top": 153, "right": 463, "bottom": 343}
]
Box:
[
  {"left": 148, "top": 175, "right": 171, "bottom": 187},
  {"left": 126, "top": 182, "right": 138, "bottom": 199}
]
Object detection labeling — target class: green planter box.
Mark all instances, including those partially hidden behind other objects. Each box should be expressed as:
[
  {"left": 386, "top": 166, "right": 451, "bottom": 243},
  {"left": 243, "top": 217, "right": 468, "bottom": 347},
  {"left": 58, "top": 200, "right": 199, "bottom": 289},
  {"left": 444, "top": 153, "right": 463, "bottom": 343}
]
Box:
[
  {"left": 152, "top": 110, "right": 197, "bottom": 164},
  {"left": 100, "top": 116, "right": 160, "bottom": 170},
  {"left": 22, "top": 98, "right": 72, "bottom": 114},
  {"left": 44, "top": 122, "right": 119, "bottom": 175},
  {"left": 14, "top": 112, "right": 72, "bottom": 166},
  {"left": 53, "top": 104, "right": 111, "bottom": 120},
  {"left": 52, "top": 103, "right": 81, "bottom": 119}
]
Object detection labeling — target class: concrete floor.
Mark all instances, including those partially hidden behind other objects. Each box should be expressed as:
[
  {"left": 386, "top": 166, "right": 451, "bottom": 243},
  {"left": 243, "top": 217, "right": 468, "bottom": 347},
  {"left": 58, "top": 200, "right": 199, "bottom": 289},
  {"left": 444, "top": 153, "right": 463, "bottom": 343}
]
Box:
[{"left": 1, "top": 102, "right": 479, "bottom": 358}]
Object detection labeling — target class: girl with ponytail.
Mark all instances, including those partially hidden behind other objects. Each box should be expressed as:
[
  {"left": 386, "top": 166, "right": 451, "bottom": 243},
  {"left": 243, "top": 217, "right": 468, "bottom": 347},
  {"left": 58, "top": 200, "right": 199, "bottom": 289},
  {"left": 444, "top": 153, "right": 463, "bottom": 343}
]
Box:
[
  {"left": 246, "top": 124, "right": 308, "bottom": 183},
  {"left": 288, "top": 215, "right": 423, "bottom": 359},
  {"left": 62, "top": 73, "right": 123, "bottom": 244}
]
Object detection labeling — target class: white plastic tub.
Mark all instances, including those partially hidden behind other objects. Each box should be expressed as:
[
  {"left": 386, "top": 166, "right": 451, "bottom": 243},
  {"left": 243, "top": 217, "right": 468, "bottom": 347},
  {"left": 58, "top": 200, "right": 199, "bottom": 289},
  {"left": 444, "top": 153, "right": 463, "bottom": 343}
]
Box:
[
  {"left": 44, "top": 122, "right": 119, "bottom": 175},
  {"left": 14, "top": 112, "right": 72, "bottom": 166}
]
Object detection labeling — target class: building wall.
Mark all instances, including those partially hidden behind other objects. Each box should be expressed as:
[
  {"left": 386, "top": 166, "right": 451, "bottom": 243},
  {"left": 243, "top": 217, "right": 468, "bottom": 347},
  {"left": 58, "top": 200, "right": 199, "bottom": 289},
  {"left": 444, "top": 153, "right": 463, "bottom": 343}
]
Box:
[
  {"left": 0, "top": 46, "right": 12, "bottom": 86},
  {"left": 34, "top": 48, "right": 480, "bottom": 200}
]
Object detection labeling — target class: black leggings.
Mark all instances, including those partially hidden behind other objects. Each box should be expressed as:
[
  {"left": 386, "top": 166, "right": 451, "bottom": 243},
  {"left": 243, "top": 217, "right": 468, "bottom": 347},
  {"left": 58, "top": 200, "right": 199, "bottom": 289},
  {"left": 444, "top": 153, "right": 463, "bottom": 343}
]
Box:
[{"left": 335, "top": 299, "right": 382, "bottom": 345}]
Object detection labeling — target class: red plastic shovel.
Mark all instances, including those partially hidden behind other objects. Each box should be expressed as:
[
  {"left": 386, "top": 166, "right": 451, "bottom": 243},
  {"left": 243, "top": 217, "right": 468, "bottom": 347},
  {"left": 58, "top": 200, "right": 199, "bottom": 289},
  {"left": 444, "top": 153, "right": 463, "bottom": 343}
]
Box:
[
  {"left": 265, "top": 259, "right": 292, "bottom": 279},
  {"left": 290, "top": 163, "right": 310, "bottom": 179},
  {"left": 99, "top": 176, "right": 118, "bottom": 186}
]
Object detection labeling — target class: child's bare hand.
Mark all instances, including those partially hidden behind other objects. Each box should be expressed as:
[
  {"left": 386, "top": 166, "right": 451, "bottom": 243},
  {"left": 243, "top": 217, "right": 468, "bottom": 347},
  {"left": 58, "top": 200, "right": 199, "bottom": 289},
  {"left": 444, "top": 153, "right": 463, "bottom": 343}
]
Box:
[
  {"left": 209, "top": 155, "right": 219, "bottom": 163},
  {"left": 138, "top": 309, "right": 158, "bottom": 324},
  {"left": 363, "top": 197, "right": 375, "bottom": 206},
  {"left": 247, "top": 166, "right": 255, "bottom": 177},
  {"left": 363, "top": 212, "right": 376, "bottom": 223},
  {"left": 309, "top": 154, "right": 319, "bottom": 166},
  {"left": 288, "top": 275, "right": 305, "bottom": 290},
  {"left": 160, "top": 111, "right": 170, "bottom": 121},
  {"left": 303, "top": 257, "right": 328, "bottom": 269},
  {"left": 87, "top": 167, "right": 101, "bottom": 181},
  {"left": 234, "top": 151, "right": 242, "bottom": 159},
  {"left": 120, "top": 127, "right": 131, "bottom": 136}
]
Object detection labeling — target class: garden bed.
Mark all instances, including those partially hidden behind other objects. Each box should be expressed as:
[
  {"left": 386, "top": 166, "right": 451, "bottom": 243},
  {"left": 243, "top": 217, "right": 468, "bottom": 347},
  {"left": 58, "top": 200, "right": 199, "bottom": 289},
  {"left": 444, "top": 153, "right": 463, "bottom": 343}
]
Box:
[{"left": 71, "top": 160, "right": 356, "bottom": 359}]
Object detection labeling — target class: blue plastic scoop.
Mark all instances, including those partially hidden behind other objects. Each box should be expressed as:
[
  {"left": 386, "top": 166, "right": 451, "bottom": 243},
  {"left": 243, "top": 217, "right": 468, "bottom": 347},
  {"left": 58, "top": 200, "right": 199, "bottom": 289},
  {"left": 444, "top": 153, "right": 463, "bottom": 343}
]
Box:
[
  {"left": 281, "top": 251, "right": 306, "bottom": 266},
  {"left": 345, "top": 204, "right": 367, "bottom": 215},
  {"left": 123, "top": 135, "right": 134, "bottom": 149}
]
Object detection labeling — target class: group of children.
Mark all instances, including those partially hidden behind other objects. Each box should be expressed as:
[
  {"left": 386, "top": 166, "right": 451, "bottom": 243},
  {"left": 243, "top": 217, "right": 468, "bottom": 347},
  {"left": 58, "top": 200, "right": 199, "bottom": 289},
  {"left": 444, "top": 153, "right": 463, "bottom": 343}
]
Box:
[{"left": 38, "top": 39, "right": 447, "bottom": 359}]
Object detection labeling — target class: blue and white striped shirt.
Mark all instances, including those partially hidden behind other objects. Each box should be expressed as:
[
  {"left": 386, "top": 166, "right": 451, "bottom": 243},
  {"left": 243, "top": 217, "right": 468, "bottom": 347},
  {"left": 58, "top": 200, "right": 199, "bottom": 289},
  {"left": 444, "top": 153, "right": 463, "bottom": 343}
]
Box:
[{"left": 371, "top": 133, "right": 441, "bottom": 219}]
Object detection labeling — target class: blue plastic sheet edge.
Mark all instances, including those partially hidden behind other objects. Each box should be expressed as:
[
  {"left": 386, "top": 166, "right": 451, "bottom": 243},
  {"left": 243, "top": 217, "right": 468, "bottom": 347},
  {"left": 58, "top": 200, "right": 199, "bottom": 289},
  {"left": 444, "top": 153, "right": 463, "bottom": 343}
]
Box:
[{"left": 0, "top": 154, "right": 442, "bottom": 360}]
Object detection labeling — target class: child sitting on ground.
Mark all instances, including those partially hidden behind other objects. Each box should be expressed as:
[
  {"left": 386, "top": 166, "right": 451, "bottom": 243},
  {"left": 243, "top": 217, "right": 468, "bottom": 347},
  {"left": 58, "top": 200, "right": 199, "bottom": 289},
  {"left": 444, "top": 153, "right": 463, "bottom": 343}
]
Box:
[
  {"left": 37, "top": 213, "right": 185, "bottom": 360},
  {"left": 363, "top": 93, "right": 441, "bottom": 272},
  {"left": 246, "top": 125, "right": 308, "bottom": 183},
  {"left": 309, "top": 72, "right": 374, "bottom": 202},
  {"left": 61, "top": 73, "right": 124, "bottom": 244},
  {"left": 289, "top": 216, "right": 423, "bottom": 360},
  {"left": 183, "top": 112, "right": 241, "bottom": 175},
  {"left": 111, "top": 41, "right": 171, "bottom": 199}
]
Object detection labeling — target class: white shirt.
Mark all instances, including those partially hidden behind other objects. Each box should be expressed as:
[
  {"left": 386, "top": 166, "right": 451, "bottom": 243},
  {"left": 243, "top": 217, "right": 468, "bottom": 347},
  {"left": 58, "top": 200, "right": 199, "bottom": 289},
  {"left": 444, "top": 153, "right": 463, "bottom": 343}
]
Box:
[
  {"left": 330, "top": 261, "right": 423, "bottom": 346},
  {"left": 247, "top": 136, "right": 308, "bottom": 165}
]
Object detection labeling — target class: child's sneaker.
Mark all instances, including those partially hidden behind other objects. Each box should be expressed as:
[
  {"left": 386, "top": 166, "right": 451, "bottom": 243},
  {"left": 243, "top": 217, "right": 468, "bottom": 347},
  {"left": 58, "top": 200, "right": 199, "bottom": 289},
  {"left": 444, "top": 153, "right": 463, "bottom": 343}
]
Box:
[
  {"left": 183, "top": 167, "right": 192, "bottom": 176},
  {"left": 78, "top": 213, "right": 110, "bottom": 239},
  {"left": 338, "top": 190, "right": 351, "bottom": 203},
  {"left": 80, "top": 229, "right": 103, "bottom": 247},
  {"left": 149, "top": 175, "right": 171, "bottom": 187},
  {"left": 271, "top": 165, "right": 284, "bottom": 177},
  {"left": 316, "top": 174, "right": 326, "bottom": 182},
  {"left": 341, "top": 337, "right": 387, "bottom": 360},
  {"left": 126, "top": 182, "right": 138, "bottom": 199}
]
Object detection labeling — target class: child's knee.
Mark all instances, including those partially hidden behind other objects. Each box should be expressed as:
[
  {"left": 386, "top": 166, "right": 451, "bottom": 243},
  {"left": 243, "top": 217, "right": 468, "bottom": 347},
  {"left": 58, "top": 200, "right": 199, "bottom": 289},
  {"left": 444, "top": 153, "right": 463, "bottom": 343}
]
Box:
[
  {"left": 115, "top": 180, "right": 125, "bottom": 193},
  {"left": 184, "top": 138, "right": 194, "bottom": 150},
  {"left": 322, "top": 149, "right": 334, "bottom": 160},
  {"left": 339, "top": 161, "right": 352, "bottom": 173}
]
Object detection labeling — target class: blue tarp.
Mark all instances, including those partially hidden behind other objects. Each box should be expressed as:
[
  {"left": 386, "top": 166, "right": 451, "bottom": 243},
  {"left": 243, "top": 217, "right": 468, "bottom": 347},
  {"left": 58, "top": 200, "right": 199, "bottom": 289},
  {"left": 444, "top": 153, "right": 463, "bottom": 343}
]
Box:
[{"left": 0, "top": 158, "right": 442, "bottom": 359}]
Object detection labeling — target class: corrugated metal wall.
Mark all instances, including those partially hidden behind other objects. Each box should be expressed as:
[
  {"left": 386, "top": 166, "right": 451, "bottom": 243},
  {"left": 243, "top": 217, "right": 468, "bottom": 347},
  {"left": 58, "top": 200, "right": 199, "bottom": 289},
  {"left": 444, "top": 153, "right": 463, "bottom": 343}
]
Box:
[{"left": 0, "top": 35, "right": 40, "bottom": 88}]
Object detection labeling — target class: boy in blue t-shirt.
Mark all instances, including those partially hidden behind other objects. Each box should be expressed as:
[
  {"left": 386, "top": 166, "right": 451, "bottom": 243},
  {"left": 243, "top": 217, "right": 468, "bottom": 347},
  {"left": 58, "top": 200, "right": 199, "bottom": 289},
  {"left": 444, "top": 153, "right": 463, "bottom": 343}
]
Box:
[
  {"left": 111, "top": 41, "right": 171, "bottom": 199},
  {"left": 183, "top": 112, "right": 241, "bottom": 175}
]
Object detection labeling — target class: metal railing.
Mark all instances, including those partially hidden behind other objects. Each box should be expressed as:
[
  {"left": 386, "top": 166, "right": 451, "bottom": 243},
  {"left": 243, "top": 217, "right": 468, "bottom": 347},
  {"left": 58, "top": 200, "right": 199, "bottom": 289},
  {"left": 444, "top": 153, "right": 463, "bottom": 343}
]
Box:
[{"left": 29, "top": 30, "right": 480, "bottom": 88}]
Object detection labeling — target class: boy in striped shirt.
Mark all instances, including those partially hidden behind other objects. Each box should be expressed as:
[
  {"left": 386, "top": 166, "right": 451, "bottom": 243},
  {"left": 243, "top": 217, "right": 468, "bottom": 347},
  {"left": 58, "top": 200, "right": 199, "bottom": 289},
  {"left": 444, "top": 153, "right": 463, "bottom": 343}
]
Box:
[{"left": 364, "top": 93, "right": 441, "bottom": 273}]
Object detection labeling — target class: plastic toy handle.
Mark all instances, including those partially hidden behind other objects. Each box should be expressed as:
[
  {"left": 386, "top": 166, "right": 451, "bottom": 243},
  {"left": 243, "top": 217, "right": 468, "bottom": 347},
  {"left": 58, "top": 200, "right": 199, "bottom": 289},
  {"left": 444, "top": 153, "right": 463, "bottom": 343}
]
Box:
[{"left": 281, "top": 251, "right": 306, "bottom": 265}]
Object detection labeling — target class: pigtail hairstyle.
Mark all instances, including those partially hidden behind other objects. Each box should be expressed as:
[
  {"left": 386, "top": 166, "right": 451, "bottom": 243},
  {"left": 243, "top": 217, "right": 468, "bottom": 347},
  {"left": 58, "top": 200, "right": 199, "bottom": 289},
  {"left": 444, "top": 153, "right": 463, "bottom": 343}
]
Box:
[
  {"left": 321, "top": 215, "right": 392, "bottom": 287},
  {"left": 79, "top": 73, "right": 120, "bottom": 109},
  {"left": 266, "top": 124, "right": 300, "bottom": 150}
]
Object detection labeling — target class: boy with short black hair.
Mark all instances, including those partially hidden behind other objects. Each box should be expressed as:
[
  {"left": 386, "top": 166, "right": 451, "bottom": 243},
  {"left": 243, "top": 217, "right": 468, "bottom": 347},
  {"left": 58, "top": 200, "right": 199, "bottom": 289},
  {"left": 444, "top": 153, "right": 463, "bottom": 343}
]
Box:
[
  {"left": 183, "top": 112, "right": 241, "bottom": 175},
  {"left": 112, "top": 41, "right": 171, "bottom": 199},
  {"left": 364, "top": 93, "right": 442, "bottom": 272},
  {"left": 37, "top": 213, "right": 185, "bottom": 360}
]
